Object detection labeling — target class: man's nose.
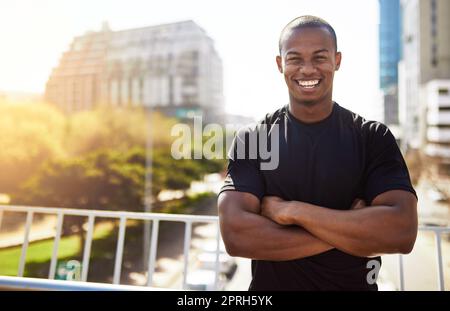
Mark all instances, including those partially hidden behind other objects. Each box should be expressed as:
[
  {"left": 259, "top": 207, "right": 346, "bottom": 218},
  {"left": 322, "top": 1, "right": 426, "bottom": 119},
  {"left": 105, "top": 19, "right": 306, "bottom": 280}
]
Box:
[{"left": 299, "top": 62, "right": 317, "bottom": 75}]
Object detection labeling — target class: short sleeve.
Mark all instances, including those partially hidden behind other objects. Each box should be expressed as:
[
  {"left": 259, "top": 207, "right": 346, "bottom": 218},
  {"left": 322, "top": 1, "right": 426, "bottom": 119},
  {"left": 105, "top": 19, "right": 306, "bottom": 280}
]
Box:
[
  {"left": 363, "top": 123, "right": 417, "bottom": 205},
  {"left": 219, "top": 127, "right": 265, "bottom": 201}
]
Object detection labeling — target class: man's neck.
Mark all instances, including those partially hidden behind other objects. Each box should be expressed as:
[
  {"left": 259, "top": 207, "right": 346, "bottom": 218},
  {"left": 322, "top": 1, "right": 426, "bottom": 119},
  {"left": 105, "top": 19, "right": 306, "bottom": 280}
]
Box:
[{"left": 288, "top": 99, "right": 334, "bottom": 124}]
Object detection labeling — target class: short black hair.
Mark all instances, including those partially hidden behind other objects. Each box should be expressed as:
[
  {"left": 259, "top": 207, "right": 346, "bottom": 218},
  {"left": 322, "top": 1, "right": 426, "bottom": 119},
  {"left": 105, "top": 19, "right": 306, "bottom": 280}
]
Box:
[{"left": 278, "top": 15, "right": 338, "bottom": 54}]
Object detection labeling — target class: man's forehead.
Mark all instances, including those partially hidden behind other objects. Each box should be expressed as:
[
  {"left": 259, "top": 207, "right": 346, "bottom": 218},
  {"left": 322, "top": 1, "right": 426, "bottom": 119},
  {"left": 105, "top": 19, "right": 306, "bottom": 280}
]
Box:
[{"left": 282, "top": 27, "right": 334, "bottom": 51}]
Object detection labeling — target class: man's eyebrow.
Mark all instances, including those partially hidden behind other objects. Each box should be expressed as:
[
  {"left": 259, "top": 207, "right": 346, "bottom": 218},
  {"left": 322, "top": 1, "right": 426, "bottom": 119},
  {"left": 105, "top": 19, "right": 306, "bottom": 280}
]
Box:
[
  {"left": 285, "top": 49, "right": 329, "bottom": 56},
  {"left": 285, "top": 51, "right": 301, "bottom": 56}
]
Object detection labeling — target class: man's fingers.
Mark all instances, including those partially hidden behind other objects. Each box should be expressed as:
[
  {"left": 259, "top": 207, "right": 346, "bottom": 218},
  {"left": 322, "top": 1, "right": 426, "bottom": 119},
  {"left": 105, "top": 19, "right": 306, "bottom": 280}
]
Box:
[
  {"left": 263, "top": 196, "right": 283, "bottom": 202},
  {"left": 351, "top": 198, "right": 366, "bottom": 210}
]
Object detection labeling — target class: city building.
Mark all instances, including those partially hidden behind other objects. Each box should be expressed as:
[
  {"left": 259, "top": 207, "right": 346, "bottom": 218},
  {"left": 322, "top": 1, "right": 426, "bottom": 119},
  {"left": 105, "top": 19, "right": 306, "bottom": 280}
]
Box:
[
  {"left": 379, "top": 0, "right": 402, "bottom": 92},
  {"left": 399, "top": 0, "right": 450, "bottom": 172},
  {"left": 45, "top": 20, "right": 224, "bottom": 121},
  {"left": 424, "top": 80, "right": 450, "bottom": 172},
  {"left": 379, "top": 0, "right": 402, "bottom": 127}
]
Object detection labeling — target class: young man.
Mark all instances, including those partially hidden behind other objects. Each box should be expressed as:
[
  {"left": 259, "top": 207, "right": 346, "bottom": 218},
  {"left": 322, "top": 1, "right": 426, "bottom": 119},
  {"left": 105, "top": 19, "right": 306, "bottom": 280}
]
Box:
[{"left": 217, "top": 16, "right": 418, "bottom": 290}]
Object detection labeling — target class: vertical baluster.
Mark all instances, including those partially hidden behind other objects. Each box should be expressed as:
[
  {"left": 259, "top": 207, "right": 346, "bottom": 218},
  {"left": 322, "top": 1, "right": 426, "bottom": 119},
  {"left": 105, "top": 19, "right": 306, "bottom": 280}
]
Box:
[
  {"left": 398, "top": 254, "right": 405, "bottom": 291},
  {"left": 113, "top": 217, "right": 127, "bottom": 284},
  {"left": 48, "top": 212, "right": 64, "bottom": 279},
  {"left": 435, "top": 231, "right": 445, "bottom": 291},
  {"left": 81, "top": 215, "right": 95, "bottom": 282},
  {"left": 18, "top": 211, "right": 34, "bottom": 277},
  {"left": 182, "top": 221, "right": 192, "bottom": 289},
  {"left": 146, "top": 220, "right": 159, "bottom": 286}
]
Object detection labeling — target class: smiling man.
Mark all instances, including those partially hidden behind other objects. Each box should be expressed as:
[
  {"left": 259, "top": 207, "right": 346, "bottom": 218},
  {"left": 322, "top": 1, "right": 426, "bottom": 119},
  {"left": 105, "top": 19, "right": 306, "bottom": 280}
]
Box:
[{"left": 217, "top": 16, "right": 418, "bottom": 291}]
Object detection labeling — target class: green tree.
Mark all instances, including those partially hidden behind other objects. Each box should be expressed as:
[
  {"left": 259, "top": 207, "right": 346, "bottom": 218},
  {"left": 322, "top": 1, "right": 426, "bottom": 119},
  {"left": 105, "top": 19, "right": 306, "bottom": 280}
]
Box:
[
  {"left": 65, "top": 107, "right": 177, "bottom": 156},
  {"left": 0, "top": 103, "right": 66, "bottom": 194},
  {"left": 14, "top": 148, "right": 145, "bottom": 249}
]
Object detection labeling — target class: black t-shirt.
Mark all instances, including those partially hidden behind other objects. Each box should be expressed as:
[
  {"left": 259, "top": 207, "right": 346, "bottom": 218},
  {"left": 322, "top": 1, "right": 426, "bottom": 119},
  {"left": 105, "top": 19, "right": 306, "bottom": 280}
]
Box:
[{"left": 219, "top": 102, "right": 417, "bottom": 291}]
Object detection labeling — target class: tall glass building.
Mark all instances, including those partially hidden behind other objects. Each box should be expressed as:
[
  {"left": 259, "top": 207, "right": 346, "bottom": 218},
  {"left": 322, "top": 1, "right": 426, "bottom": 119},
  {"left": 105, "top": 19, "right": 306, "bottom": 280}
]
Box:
[{"left": 379, "top": 0, "right": 402, "bottom": 91}]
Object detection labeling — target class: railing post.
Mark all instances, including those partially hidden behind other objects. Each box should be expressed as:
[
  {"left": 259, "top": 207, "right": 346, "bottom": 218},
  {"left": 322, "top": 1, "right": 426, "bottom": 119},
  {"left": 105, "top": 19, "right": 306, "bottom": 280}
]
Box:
[
  {"left": 398, "top": 254, "right": 405, "bottom": 291},
  {"left": 113, "top": 216, "right": 127, "bottom": 285},
  {"left": 435, "top": 231, "right": 445, "bottom": 291},
  {"left": 182, "top": 221, "right": 192, "bottom": 289},
  {"left": 146, "top": 219, "right": 159, "bottom": 287},
  {"left": 48, "top": 212, "right": 64, "bottom": 279},
  {"left": 81, "top": 215, "right": 95, "bottom": 282},
  {"left": 214, "top": 222, "right": 221, "bottom": 290},
  {"left": 18, "top": 211, "right": 34, "bottom": 277}
]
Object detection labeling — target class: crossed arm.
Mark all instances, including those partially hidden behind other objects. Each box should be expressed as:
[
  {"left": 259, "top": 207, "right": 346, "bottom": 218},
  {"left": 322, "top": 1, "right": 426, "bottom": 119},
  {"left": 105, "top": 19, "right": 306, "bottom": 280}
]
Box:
[
  {"left": 218, "top": 190, "right": 418, "bottom": 260},
  {"left": 218, "top": 191, "right": 333, "bottom": 261}
]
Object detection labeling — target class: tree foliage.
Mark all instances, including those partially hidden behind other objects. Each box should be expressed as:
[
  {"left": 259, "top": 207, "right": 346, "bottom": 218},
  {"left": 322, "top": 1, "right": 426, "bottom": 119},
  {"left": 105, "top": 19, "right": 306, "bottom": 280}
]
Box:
[
  {"left": 0, "top": 103, "right": 66, "bottom": 193},
  {"left": 3, "top": 102, "right": 226, "bottom": 213},
  {"left": 17, "top": 148, "right": 145, "bottom": 212}
]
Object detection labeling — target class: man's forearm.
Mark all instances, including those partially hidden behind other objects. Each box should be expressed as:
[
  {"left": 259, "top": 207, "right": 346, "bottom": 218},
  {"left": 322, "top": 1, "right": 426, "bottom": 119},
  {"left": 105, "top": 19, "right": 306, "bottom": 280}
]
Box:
[
  {"left": 287, "top": 201, "right": 415, "bottom": 257},
  {"left": 222, "top": 209, "right": 333, "bottom": 261}
]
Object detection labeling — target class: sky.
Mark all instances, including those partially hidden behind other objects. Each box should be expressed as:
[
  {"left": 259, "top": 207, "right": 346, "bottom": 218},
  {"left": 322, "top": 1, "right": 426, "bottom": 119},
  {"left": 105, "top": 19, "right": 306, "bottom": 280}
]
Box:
[{"left": 0, "top": 0, "right": 381, "bottom": 120}]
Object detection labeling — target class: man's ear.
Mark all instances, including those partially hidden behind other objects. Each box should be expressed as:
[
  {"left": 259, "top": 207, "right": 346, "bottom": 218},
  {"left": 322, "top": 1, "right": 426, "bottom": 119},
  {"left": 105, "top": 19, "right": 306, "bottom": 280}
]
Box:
[
  {"left": 276, "top": 55, "right": 283, "bottom": 73},
  {"left": 335, "top": 52, "right": 342, "bottom": 71}
]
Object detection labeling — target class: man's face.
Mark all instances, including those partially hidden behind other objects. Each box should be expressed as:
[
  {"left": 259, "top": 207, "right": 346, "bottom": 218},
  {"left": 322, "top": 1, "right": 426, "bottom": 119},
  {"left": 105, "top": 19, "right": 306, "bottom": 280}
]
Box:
[{"left": 276, "top": 27, "right": 341, "bottom": 105}]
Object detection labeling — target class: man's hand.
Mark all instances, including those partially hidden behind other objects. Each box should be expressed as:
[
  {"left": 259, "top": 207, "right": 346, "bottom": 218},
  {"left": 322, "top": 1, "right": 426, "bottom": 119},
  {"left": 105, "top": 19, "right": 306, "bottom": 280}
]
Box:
[
  {"left": 218, "top": 191, "right": 335, "bottom": 260},
  {"left": 261, "top": 196, "right": 296, "bottom": 225},
  {"left": 262, "top": 197, "right": 366, "bottom": 225},
  {"left": 277, "top": 190, "right": 418, "bottom": 257},
  {"left": 350, "top": 198, "right": 367, "bottom": 210}
]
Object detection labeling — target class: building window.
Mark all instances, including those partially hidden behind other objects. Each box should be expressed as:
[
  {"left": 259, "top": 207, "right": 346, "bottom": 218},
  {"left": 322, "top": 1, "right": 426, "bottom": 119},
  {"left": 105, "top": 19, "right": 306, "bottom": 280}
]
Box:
[
  {"left": 405, "top": 34, "right": 413, "bottom": 44},
  {"left": 431, "top": 0, "right": 437, "bottom": 37},
  {"left": 438, "top": 88, "right": 449, "bottom": 96},
  {"left": 432, "top": 44, "right": 438, "bottom": 67}
]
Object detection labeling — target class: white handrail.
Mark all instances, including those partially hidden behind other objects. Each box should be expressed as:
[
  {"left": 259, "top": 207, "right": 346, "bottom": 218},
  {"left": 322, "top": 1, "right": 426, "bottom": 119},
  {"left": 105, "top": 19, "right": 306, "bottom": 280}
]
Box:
[
  {"left": 0, "top": 276, "right": 165, "bottom": 291},
  {"left": 0, "top": 204, "right": 222, "bottom": 290},
  {"left": 0, "top": 205, "right": 218, "bottom": 222}
]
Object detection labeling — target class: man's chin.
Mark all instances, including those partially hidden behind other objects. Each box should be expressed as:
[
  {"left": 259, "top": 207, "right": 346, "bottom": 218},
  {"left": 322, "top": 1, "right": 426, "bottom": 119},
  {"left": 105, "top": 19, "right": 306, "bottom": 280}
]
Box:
[
  {"left": 293, "top": 97, "right": 321, "bottom": 106},
  {"left": 300, "top": 99, "right": 319, "bottom": 106}
]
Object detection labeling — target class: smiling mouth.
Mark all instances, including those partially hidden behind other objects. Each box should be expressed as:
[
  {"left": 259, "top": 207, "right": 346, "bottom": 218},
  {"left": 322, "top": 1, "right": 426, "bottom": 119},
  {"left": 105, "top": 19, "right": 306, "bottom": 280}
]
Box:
[{"left": 296, "top": 79, "right": 321, "bottom": 89}]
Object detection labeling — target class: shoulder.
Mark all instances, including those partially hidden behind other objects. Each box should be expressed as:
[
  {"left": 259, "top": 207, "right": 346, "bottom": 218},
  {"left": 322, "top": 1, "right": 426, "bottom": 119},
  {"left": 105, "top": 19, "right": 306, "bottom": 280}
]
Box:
[
  {"left": 235, "top": 106, "right": 286, "bottom": 136},
  {"left": 337, "top": 104, "right": 393, "bottom": 141},
  {"left": 261, "top": 106, "right": 287, "bottom": 126}
]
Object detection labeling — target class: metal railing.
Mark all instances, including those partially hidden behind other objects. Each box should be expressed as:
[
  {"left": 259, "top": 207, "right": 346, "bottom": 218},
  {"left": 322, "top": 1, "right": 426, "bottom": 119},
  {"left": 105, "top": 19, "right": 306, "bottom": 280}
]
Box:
[
  {"left": 1, "top": 205, "right": 449, "bottom": 291},
  {"left": 397, "top": 225, "right": 450, "bottom": 291},
  {"left": 0, "top": 204, "right": 222, "bottom": 290},
  {"left": 0, "top": 275, "right": 163, "bottom": 291}
]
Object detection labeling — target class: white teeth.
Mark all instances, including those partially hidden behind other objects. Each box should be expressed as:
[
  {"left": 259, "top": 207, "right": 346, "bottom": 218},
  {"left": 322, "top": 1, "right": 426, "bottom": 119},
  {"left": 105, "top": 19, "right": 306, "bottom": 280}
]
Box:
[{"left": 297, "top": 80, "right": 320, "bottom": 87}]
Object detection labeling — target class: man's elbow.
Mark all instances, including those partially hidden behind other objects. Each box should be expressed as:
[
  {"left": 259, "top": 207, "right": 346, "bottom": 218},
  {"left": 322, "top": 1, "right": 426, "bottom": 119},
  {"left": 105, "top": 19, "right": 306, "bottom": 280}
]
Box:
[
  {"left": 222, "top": 228, "right": 250, "bottom": 257},
  {"left": 219, "top": 217, "right": 244, "bottom": 257},
  {"left": 398, "top": 210, "right": 418, "bottom": 254},
  {"left": 388, "top": 201, "right": 418, "bottom": 254},
  {"left": 399, "top": 243, "right": 414, "bottom": 255},
  {"left": 398, "top": 229, "right": 417, "bottom": 254},
  {"left": 387, "top": 223, "right": 417, "bottom": 255},
  {"left": 362, "top": 227, "right": 417, "bottom": 256},
  {"left": 222, "top": 234, "right": 240, "bottom": 257}
]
